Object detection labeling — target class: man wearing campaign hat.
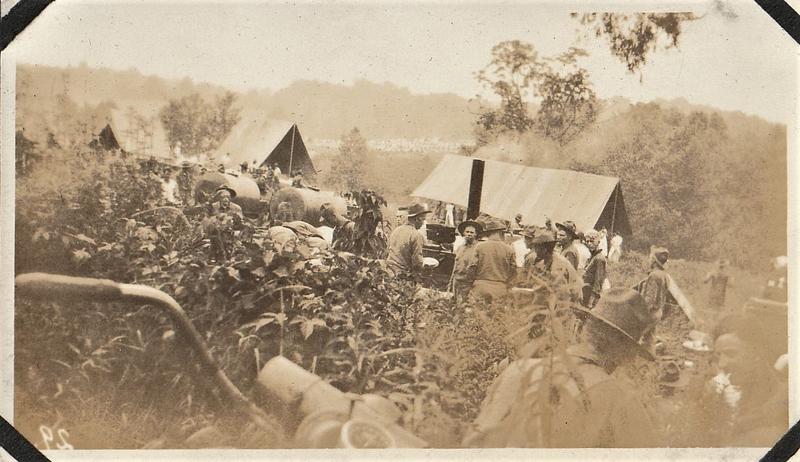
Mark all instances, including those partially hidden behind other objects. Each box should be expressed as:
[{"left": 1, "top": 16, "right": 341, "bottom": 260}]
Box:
[
  {"left": 210, "top": 185, "right": 243, "bottom": 223},
  {"left": 635, "top": 246, "right": 671, "bottom": 348},
  {"left": 467, "top": 217, "right": 517, "bottom": 302},
  {"left": 521, "top": 227, "right": 580, "bottom": 296},
  {"left": 463, "top": 288, "right": 659, "bottom": 448},
  {"left": 386, "top": 203, "right": 431, "bottom": 278},
  {"left": 638, "top": 246, "right": 671, "bottom": 320},
  {"left": 556, "top": 221, "right": 583, "bottom": 271},
  {"left": 581, "top": 230, "right": 608, "bottom": 308},
  {"left": 451, "top": 219, "right": 483, "bottom": 305}
]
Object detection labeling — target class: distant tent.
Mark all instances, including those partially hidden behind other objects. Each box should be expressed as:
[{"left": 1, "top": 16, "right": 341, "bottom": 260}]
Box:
[
  {"left": 214, "top": 115, "right": 315, "bottom": 177},
  {"left": 89, "top": 124, "right": 121, "bottom": 151},
  {"left": 412, "top": 154, "right": 632, "bottom": 235}
]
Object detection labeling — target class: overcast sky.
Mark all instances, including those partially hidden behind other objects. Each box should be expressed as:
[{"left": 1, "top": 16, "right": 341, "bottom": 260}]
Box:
[{"left": 7, "top": 0, "right": 798, "bottom": 124}]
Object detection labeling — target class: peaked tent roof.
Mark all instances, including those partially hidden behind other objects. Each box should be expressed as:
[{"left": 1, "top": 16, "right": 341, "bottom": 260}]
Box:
[
  {"left": 412, "top": 154, "right": 632, "bottom": 235},
  {"left": 214, "top": 114, "right": 315, "bottom": 177},
  {"left": 89, "top": 124, "right": 121, "bottom": 151}
]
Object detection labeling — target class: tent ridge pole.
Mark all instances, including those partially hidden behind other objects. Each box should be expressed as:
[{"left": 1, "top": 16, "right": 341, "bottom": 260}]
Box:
[{"left": 288, "top": 124, "right": 296, "bottom": 175}]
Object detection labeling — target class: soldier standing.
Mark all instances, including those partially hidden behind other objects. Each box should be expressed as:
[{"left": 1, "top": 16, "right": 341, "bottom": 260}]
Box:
[
  {"left": 468, "top": 217, "right": 517, "bottom": 302},
  {"left": 451, "top": 219, "right": 482, "bottom": 306},
  {"left": 386, "top": 203, "right": 430, "bottom": 278},
  {"left": 463, "top": 288, "right": 659, "bottom": 448}
]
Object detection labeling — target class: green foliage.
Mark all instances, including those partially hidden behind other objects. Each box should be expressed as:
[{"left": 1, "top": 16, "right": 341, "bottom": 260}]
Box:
[
  {"left": 159, "top": 92, "right": 241, "bottom": 157},
  {"left": 324, "top": 128, "right": 369, "bottom": 191},
  {"left": 569, "top": 104, "right": 784, "bottom": 267},
  {"left": 574, "top": 13, "right": 698, "bottom": 73},
  {"left": 534, "top": 48, "right": 598, "bottom": 146},
  {"left": 474, "top": 41, "right": 597, "bottom": 146},
  {"left": 14, "top": 148, "right": 524, "bottom": 448},
  {"left": 337, "top": 190, "right": 389, "bottom": 258}
]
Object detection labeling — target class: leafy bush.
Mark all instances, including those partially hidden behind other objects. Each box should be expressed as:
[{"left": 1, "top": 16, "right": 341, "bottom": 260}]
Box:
[{"left": 14, "top": 148, "right": 528, "bottom": 448}]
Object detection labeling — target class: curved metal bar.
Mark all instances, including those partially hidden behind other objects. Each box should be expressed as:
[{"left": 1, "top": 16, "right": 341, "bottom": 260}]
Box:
[{"left": 15, "top": 272, "right": 274, "bottom": 430}]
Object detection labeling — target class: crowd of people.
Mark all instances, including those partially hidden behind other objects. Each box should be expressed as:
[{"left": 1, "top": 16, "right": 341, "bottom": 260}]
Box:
[
  {"left": 385, "top": 202, "right": 788, "bottom": 448},
  {"left": 143, "top": 160, "right": 789, "bottom": 449}
]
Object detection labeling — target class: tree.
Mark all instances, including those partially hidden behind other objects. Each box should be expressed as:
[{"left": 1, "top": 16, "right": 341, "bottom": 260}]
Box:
[
  {"left": 124, "top": 106, "right": 156, "bottom": 155},
  {"left": 473, "top": 41, "right": 598, "bottom": 147},
  {"left": 474, "top": 41, "right": 545, "bottom": 144},
  {"left": 15, "top": 130, "right": 39, "bottom": 176},
  {"left": 326, "top": 128, "right": 369, "bottom": 191},
  {"left": 159, "top": 92, "right": 241, "bottom": 158},
  {"left": 534, "top": 48, "right": 598, "bottom": 146},
  {"left": 573, "top": 13, "right": 698, "bottom": 74}
]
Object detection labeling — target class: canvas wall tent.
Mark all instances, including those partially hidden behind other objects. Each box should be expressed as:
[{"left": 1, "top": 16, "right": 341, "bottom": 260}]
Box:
[
  {"left": 412, "top": 154, "right": 632, "bottom": 235},
  {"left": 88, "top": 124, "right": 121, "bottom": 151},
  {"left": 214, "top": 114, "right": 316, "bottom": 177}
]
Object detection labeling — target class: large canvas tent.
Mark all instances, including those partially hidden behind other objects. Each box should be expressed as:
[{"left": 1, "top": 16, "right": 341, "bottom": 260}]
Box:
[
  {"left": 214, "top": 114, "right": 315, "bottom": 177},
  {"left": 412, "top": 154, "right": 632, "bottom": 235}
]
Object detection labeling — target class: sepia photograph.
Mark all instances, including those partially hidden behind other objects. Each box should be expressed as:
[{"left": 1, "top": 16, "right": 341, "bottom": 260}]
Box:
[{"left": 1, "top": 0, "right": 797, "bottom": 459}]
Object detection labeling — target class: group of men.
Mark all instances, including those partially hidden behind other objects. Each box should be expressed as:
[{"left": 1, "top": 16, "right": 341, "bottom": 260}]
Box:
[
  {"left": 384, "top": 203, "right": 680, "bottom": 447},
  {"left": 385, "top": 203, "right": 624, "bottom": 308},
  {"left": 450, "top": 216, "right": 614, "bottom": 309}
]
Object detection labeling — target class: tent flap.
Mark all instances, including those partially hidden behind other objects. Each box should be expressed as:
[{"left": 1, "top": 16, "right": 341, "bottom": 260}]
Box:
[{"left": 412, "top": 154, "right": 631, "bottom": 234}]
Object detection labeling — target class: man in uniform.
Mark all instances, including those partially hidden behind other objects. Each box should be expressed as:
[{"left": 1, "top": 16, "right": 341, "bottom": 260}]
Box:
[
  {"left": 463, "top": 288, "right": 659, "bottom": 448},
  {"left": 521, "top": 227, "right": 580, "bottom": 298},
  {"left": 176, "top": 161, "right": 194, "bottom": 206},
  {"left": 320, "top": 203, "right": 356, "bottom": 251},
  {"left": 209, "top": 186, "right": 243, "bottom": 223},
  {"left": 386, "top": 203, "right": 430, "bottom": 278},
  {"left": 468, "top": 217, "right": 517, "bottom": 302},
  {"left": 510, "top": 213, "right": 524, "bottom": 235},
  {"left": 204, "top": 186, "right": 244, "bottom": 260},
  {"left": 556, "top": 221, "right": 583, "bottom": 271},
  {"left": 636, "top": 246, "right": 670, "bottom": 347},
  {"left": 581, "top": 230, "right": 608, "bottom": 308},
  {"left": 703, "top": 259, "right": 732, "bottom": 308},
  {"left": 451, "top": 219, "right": 482, "bottom": 305}
]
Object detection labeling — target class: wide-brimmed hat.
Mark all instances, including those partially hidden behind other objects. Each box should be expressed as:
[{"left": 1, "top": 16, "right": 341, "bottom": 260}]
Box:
[
  {"left": 658, "top": 361, "right": 691, "bottom": 388},
  {"left": 479, "top": 217, "right": 506, "bottom": 235},
  {"left": 650, "top": 246, "right": 670, "bottom": 265},
  {"left": 556, "top": 220, "right": 578, "bottom": 238},
  {"left": 522, "top": 225, "right": 538, "bottom": 238},
  {"left": 531, "top": 229, "right": 557, "bottom": 245},
  {"left": 457, "top": 220, "right": 483, "bottom": 236},
  {"left": 405, "top": 203, "right": 432, "bottom": 218},
  {"left": 214, "top": 185, "right": 237, "bottom": 199},
  {"left": 572, "top": 287, "right": 658, "bottom": 361}
]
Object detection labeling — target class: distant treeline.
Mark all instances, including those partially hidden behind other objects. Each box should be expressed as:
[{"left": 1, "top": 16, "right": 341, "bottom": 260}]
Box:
[
  {"left": 15, "top": 63, "right": 476, "bottom": 141},
  {"left": 15, "top": 64, "right": 787, "bottom": 268}
]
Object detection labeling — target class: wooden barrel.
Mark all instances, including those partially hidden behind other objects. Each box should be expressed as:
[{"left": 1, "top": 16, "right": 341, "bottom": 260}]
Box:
[
  {"left": 270, "top": 187, "right": 348, "bottom": 225},
  {"left": 194, "top": 172, "right": 264, "bottom": 216}
]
